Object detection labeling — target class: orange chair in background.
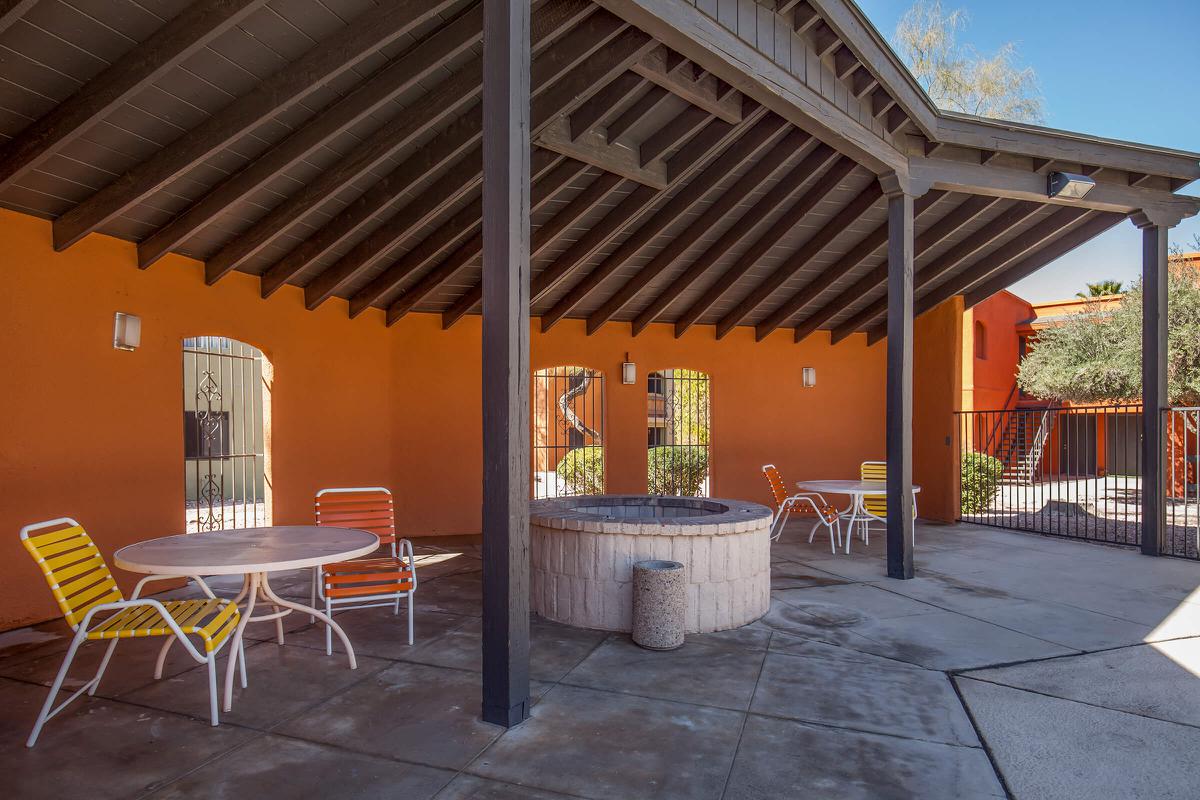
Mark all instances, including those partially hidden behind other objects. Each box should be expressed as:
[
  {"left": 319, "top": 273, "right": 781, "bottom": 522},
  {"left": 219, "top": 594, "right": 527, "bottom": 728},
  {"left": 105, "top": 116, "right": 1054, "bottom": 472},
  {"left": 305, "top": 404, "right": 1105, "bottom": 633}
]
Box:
[
  {"left": 312, "top": 487, "right": 416, "bottom": 652},
  {"left": 761, "top": 465, "right": 841, "bottom": 552}
]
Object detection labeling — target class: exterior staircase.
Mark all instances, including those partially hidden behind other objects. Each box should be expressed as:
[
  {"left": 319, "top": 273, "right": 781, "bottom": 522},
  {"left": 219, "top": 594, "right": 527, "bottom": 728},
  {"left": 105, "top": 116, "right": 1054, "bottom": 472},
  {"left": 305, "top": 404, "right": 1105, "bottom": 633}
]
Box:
[{"left": 994, "top": 408, "right": 1054, "bottom": 485}]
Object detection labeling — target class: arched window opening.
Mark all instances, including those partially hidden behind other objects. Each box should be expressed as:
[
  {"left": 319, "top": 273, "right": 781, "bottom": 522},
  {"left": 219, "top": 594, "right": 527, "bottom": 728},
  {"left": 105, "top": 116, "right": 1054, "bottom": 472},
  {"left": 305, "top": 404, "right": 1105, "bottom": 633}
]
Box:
[
  {"left": 183, "top": 336, "right": 271, "bottom": 531},
  {"left": 647, "top": 369, "right": 711, "bottom": 496},
  {"left": 974, "top": 321, "right": 987, "bottom": 359},
  {"left": 532, "top": 366, "right": 605, "bottom": 498}
]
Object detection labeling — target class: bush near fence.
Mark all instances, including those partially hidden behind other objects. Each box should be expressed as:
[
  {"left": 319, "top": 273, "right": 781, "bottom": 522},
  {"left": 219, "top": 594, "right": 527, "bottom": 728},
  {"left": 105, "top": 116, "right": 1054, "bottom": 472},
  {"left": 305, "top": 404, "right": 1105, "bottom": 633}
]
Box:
[
  {"left": 961, "top": 451, "right": 1004, "bottom": 514},
  {"left": 647, "top": 445, "right": 709, "bottom": 496},
  {"left": 556, "top": 446, "right": 605, "bottom": 495}
]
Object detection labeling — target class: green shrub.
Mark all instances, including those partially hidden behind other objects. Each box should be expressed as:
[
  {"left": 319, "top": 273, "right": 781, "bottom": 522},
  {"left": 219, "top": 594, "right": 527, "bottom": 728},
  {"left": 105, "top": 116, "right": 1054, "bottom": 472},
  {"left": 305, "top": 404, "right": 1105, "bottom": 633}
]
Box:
[
  {"left": 961, "top": 451, "right": 1004, "bottom": 514},
  {"left": 647, "top": 445, "right": 709, "bottom": 496},
  {"left": 556, "top": 446, "right": 604, "bottom": 495}
]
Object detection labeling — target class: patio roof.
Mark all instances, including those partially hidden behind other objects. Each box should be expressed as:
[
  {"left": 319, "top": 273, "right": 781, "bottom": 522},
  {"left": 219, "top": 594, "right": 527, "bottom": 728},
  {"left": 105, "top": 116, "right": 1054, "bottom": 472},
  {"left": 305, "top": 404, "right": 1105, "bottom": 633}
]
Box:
[{"left": 0, "top": 0, "right": 1195, "bottom": 342}]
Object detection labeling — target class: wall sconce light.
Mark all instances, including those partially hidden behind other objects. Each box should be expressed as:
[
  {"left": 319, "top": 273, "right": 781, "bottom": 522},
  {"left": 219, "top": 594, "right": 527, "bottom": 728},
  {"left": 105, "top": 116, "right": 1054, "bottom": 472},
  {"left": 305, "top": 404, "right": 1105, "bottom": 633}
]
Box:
[
  {"left": 621, "top": 353, "right": 636, "bottom": 385},
  {"left": 1047, "top": 171, "right": 1095, "bottom": 200},
  {"left": 802, "top": 367, "right": 816, "bottom": 388},
  {"left": 113, "top": 312, "right": 141, "bottom": 351}
]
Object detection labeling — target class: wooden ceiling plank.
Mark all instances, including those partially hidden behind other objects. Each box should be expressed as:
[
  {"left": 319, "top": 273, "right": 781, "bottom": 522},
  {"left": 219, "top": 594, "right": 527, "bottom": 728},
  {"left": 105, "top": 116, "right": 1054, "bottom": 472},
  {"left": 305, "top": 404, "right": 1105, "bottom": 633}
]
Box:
[
  {"left": 538, "top": 111, "right": 781, "bottom": 332},
  {"left": 52, "top": 0, "right": 459, "bottom": 251},
  {"left": 630, "top": 46, "right": 742, "bottom": 123},
  {"left": 761, "top": 190, "right": 945, "bottom": 342},
  {"left": 717, "top": 178, "right": 882, "bottom": 338},
  {"left": 0, "top": 0, "right": 37, "bottom": 35},
  {"left": 588, "top": 128, "right": 805, "bottom": 333},
  {"left": 382, "top": 159, "right": 585, "bottom": 324},
  {"left": 212, "top": 10, "right": 638, "bottom": 285},
  {"left": 570, "top": 72, "right": 645, "bottom": 139},
  {"left": 820, "top": 193, "right": 1000, "bottom": 343},
  {"left": 670, "top": 149, "right": 847, "bottom": 337},
  {"left": 639, "top": 105, "right": 711, "bottom": 166},
  {"left": 632, "top": 141, "right": 832, "bottom": 336},
  {"left": 440, "top": 171, "right": 624, "bottom": 328},
  {"left": 0, "top": 0, "right": 271, "bottom": 195},
  {"left": 606, "top": 85, "right": 670, "bottom": 142},
  {"left": 138, "top": 2, "right": 485, "bottom": 270}
]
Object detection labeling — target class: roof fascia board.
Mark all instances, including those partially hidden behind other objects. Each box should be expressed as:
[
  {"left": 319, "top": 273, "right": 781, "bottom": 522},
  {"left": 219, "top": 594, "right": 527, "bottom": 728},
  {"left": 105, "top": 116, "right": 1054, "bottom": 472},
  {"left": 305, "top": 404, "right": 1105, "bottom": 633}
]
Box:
[{"left": 596, "top": 0, "right": 905, "bottom": 174}]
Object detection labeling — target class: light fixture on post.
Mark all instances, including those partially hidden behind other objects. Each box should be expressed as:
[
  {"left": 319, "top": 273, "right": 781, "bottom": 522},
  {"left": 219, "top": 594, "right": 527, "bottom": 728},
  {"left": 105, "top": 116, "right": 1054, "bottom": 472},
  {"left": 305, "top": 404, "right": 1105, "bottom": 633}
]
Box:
[
  {"left": 1047, "top": 171, "right": 1095, "bottom": 200},
  {"left": 802, "top": 367, "right": 816, "bottom": 388},
  {"left": 112, "top": 312, "right": 141, "bottom": 351},
  {"left": 621, "top": 353, "right": 636, "bottom": 385}
]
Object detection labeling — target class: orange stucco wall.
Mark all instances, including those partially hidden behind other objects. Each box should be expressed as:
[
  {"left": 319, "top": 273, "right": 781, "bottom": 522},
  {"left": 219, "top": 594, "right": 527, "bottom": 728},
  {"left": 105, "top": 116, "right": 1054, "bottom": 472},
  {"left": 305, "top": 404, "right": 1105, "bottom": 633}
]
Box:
[
  {"left": 1, "top": 209, "right": 960, "bottom": 629},
  {"left": 962, "top": 290, "right": 1032, "bottom": 413}
]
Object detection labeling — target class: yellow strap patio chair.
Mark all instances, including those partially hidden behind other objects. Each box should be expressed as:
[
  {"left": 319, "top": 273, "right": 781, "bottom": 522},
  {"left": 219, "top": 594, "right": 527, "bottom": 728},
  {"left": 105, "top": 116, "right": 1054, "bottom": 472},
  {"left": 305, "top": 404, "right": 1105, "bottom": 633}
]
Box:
[
  {"left": 848, "top": 461, "right": 918, "bottom": 551},
  {"left": 19, "top": 517, "right": 246, "bottom": 747}
]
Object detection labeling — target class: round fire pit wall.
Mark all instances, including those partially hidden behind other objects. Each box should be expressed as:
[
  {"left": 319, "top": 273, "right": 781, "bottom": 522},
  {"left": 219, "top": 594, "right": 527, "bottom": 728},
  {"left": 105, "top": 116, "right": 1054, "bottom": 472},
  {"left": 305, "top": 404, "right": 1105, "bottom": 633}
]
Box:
[
  {"left": 530, "top": 495, "right": 773, "bottom": 634},
  {"left": 632, "top": 560, "right": 686, "bottom": 650}
]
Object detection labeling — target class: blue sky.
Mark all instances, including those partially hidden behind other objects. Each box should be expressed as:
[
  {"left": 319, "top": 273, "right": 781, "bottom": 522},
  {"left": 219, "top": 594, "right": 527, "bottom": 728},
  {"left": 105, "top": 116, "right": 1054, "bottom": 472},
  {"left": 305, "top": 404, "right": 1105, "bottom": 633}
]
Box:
[{"left": 855, "top": 0, "right": 1200, "bottom": 302}]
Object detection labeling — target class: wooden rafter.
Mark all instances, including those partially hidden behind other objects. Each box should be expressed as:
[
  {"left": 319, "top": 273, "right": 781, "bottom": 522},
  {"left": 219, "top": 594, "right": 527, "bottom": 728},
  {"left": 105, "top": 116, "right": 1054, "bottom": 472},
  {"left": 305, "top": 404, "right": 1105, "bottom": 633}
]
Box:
[
  {"left": 821, "top": 193, "right": 1001, "bottom": 343},
  {"left": 587, "top": 128, "right": 807, "bottom": 333},
  {"left": 715, "top": 179, "right": 882, "bottom": 338},
  {"left": 0, "top": 0, "right": 270, "bottom": 195},
  {"left": 792, "top": 2, "right": 820, "bottom": 33},
  {"left": 640, "top": 106, "right": 711, "bottom": 166},
  {"left": 440, "top": 171, "right": 625, "bottom": 328},
  {"left": 570, "top": 72, "right": 644, "bottom": 138},
  {"left": 538, "top": 111, "right": 781, "bottom": 332},
  {"left": 0, "top": 0, "right": 37, "bottom": 35},
  {"left": 828, "top": 200, "right": 1044, "bottom": 337},
  {"left": 139, "top": 2, "right": 486, "bottom": 270},
  {"left": 211, "top": 10, "right": 638, "bottom": 286},
  {"left": 672, "top": 150, "right": 849, "bottom": 337},
  {"left": 630, "top": 46, "right": 742, "bottom": 123},
  {"left": 52, "top": 0, "right": 459, "bottom": 251},
  {"left": 607, "top": 85, "right": 670, "bottom": 141},
  {"left": 759, "top": 191, "right": 946, "bottom": 343}
]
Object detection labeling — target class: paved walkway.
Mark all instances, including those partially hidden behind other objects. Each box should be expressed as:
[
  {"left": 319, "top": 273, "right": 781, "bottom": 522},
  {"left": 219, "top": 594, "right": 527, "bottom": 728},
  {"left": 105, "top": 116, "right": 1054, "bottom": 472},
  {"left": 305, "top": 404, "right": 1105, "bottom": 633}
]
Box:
[{"left": 2, "top": 521, "right": 1199, "bottom": 798}]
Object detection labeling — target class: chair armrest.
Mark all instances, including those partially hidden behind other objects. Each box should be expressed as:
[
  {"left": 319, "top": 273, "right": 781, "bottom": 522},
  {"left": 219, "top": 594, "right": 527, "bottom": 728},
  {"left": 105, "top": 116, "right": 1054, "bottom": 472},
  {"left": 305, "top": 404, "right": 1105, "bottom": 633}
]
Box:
[
  {"left": 397, "top": 539, "right": 417, "bottom": 591},
  {"left": 79, "top": 599, "right": 210, "bottom": 661},
  {"left": 130, "top": 574, "right": 217, "bottom": 600}
]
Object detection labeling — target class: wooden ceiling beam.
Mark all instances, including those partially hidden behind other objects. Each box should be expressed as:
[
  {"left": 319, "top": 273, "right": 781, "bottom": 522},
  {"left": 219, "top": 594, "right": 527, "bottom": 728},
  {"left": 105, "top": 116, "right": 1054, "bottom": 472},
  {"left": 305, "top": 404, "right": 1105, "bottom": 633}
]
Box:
[
  {"left": 633, "top": 142, "right": 837, "bottom": 336},
  {"left": 0, "top": 0, "right": 270, "bottom": 196},
  {"left": 139, "top": 2, "right": 485, "bottom": 270},
  {"left": 792, "top": 2, "right": 820, "bottom": 33},
  {"left": 440, "top": 171, "right": 625, "bottom": 328},
  {"left": 849, "top": 65, "right": 876, "bottom": 98},
  {"left": 884, "top": 106, "right": 909, "bottom": 133},
  {"left": 832, "top": 45, "right": 859, "bottom": 80},
  {"left": 52, "top": 0, "right": 459, "bottom": 251},
  {"left": 539, "top": 112, "right": 782, "bottom": 331},
  {"left": 382, "top": 158, "right": 585, "bottom": 324},
  {"left": 640, "top": 106, "right": 711, "bottom": 166},
  {"left": 808, "top": 20, "right": 840, "bottom": 58},
  {"left": 606, "top": 85, "right": 670, "bottom": 142},
  {"left": 587, "top": 129, "right": 807, "bottom": 333},
  {"left": 717, "top": 179, "right": 882, "bottom": 338},
  {"left": 832, "top": 200, "right": 1043, "bottom": 336},
  {"left": 214, "top": 10, "right": 637, "bottom": 285},
  {"left": 756, "top": 190, "right": 945, "bottom": 342},
  {"left": 539, "top": 115, "right": 668, "bottom": 189},
  {"left": 569, "top": 72, "right": 645, "bottom": 138},
  {"left": 962, "top": 213, "right": 1126, "bottom": 308},
  {"left": 0, "top": 0, "right": 37, "bottom": 35},
  {"left": 822, "top": 193, "right": 1001, "bottom": 342},
  {"left": 630, "top": 46, "right": 742, "bottom": 123},
  {"left": 671, "top": 150, "right": 848, "bottom": 337},
  {"left": 870, "top": 87, "right": 895, "bottom": 119}
]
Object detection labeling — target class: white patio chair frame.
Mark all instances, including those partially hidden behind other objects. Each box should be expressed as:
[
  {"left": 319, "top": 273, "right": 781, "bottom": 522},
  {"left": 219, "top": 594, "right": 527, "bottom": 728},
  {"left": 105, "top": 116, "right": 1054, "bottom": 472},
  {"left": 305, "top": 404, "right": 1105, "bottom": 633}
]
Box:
[
  {"left": 843, "top": 461, "right": 918, "bottom": 553},
  {"left": 310, "top": 487, "right": 418, "bottom": 654},
  {"left": 763, "top": 465, "right": 842, "bottom": 553},
  {"left": 20, "top": 518, "right": 246, "bottom": 748}
]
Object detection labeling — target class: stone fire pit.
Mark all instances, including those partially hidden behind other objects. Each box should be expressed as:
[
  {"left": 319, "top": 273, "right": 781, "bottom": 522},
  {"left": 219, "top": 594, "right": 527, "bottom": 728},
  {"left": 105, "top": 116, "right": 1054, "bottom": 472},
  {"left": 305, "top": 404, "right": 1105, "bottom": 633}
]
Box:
[{"left": 530, "top": 495, "right": 772, "bottom": 634}]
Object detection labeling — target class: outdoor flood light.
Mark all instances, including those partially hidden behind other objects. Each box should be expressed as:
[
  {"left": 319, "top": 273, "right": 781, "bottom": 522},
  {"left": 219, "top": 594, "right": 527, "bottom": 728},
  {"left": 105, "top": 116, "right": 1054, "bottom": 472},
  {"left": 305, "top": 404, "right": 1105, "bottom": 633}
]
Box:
[
  {"left": 113, "top": 312, "right": 141, "bottom": 351},
  {"left": 621, "top": 353, "right": 636, "bottom": 385},
  {"left": 802, "top": 367, "right": 816, "bottom": 388},
  {"left": 1047, "top": 171, "right": 1095, "bottom": 200}
]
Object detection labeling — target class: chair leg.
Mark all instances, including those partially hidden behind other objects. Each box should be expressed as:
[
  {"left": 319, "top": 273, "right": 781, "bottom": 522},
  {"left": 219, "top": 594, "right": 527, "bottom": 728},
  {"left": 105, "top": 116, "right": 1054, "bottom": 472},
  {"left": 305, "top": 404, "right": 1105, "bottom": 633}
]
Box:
[
  {"left": 807, "top": 519, "right": 819, "bottom": 544},
  {"left": 26, "top": 630, "right": 85, "bottom": 748},
  {"left": 238, "top": 638, "right": 248, "bottom": 689},
  {"left": 88, "top": 639, "right": 119, "bottom": 697},
  {"left": 407, "top": 593, "right": 414, "bottom": 645},
  {"left": 310, "top": 567, "right": 319, "bottom": 624},
  {"left": 325, "top": 598, "right": 333, "bottom": 657},
  {"left": 206, "top": 654, "right": 219, "bottom": 727},
  {"left": 154, "top": 635, "right": 176, "bottom": 679}
]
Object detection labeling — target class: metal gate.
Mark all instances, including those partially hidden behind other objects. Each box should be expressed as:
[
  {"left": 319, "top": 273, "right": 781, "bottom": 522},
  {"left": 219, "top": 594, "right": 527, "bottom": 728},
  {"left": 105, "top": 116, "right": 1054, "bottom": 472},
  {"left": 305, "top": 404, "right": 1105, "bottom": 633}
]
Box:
[
  {"left": 532, "top": 367, "right": 605, "bottom": 498},
  {"left": 183, "top": 337, "right": 268, "bottom": 531},
  {"left": 647, "top": 369, "right": 711, "bottom": 496}
]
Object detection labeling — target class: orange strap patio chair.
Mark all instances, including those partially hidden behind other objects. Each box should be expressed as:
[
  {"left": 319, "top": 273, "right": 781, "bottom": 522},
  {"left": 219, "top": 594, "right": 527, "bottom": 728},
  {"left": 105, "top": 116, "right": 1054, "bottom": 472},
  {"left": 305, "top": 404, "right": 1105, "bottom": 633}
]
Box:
[
  {"left": 761, "top": 464, "right": 841, "bottom": 552},
  {"left": 19, "top": 518, "right": 246, "bottom": 747},
  {"left": 312, "top": 487, "right": 417, "bottom": 653}
]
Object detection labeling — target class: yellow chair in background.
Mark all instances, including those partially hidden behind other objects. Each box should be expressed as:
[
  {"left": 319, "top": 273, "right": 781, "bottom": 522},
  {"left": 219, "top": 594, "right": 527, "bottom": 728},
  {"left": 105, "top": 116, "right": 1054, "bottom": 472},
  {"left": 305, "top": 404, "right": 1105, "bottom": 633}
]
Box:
[
  {"left": 849, "top": 461, "right": 918, "bottom": 550},
  {"left": 19, "top": 518, "right": 245, "bottom": 747}
]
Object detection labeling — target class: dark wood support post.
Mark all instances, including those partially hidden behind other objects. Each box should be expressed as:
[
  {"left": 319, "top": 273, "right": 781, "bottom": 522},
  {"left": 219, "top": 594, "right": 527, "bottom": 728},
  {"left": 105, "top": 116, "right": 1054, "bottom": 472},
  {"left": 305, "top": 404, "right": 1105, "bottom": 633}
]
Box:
[
  {"left": 481, "top": 0, "right": 531, "bottom": 728},
  {"left": 881, "top": 172, "right": 924, "bottom": 580},
  {"left": 1132, "top": 210, "right": 1173, "bottom": 557}
]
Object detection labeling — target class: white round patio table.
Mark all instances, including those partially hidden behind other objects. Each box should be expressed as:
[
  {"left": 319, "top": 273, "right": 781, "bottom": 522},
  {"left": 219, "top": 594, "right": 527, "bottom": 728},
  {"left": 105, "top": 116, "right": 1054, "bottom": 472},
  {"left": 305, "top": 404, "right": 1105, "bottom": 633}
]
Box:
[
  {"left": 115, "top": 526, "right": 378, "bottom": 712},
  {"left": 795, "top": 480, "right": 921, "bottom": 554}
]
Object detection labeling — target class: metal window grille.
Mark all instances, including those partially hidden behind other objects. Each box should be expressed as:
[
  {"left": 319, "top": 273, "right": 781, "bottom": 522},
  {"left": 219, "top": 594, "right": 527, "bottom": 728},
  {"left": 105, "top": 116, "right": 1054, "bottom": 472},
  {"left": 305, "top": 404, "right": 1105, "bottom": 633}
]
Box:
[
  {"left": 183, "top": 337, "right": 268, "bottom": 532},
  {"left": 532, "top": 367, "right": 604, "bottom": 498},
  {"left": 647, "top": 369, "right": 711, "bottom": 497},
  {"left": 956, "top": 404, "right": 1142, "bottom": 548}
]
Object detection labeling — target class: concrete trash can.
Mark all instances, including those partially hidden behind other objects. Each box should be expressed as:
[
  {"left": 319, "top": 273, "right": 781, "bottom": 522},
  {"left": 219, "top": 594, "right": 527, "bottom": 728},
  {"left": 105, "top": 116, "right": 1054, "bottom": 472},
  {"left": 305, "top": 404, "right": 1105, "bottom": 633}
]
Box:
[{"left": 632, "top": 560, "right": 687, "bottom": 650}]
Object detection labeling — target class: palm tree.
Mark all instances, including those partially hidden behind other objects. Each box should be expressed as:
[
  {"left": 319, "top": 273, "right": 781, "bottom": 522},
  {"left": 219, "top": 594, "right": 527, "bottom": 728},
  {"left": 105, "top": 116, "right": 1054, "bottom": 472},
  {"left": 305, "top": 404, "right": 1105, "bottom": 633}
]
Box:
[{"left": 1076, "top": 280, "right": 1124, "bottom": 298}]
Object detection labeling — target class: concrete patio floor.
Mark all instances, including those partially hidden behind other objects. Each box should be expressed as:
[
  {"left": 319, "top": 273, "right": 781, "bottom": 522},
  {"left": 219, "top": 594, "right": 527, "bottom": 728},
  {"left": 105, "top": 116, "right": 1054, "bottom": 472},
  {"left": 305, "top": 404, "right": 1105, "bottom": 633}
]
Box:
[{"left": 3, "top": 520, "right": 1200, "bottom": 799}]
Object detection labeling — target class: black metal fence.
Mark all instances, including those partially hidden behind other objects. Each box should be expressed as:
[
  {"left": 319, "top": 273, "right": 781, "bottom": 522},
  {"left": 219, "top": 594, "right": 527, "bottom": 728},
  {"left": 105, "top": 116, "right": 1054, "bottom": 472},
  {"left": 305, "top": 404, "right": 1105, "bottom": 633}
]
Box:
[
  {"left": 1165, "top": 407, "right": 1200, "bottom": 559},
  {"left": 532, "top": 366, "right": 605, "bottom": 498},
  {"left": 647, "top": 369, "right": 711, "bottom": 496}
]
